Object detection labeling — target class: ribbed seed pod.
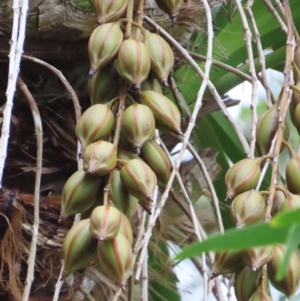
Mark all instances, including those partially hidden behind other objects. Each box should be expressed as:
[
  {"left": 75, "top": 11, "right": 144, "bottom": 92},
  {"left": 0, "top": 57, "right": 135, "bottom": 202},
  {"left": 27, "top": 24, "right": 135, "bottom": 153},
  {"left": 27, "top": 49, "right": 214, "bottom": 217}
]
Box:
[
  {"left": 76, "top": 104, "right": 114, "bottom": 149},
  {"left": 230, "top": 191, "right": 266, "bottom": 228},
  {"left": 280, "top": 192, "right": 300, "bottom": 211},
  {"left": 139, "top": 90, "right": 182, "bottom": 135},
  {"left": 119, "top": 212, "right": 133, "bottom": 245},
  {"left": 272, "top": 185, "right": 286, "bottom": 215},
  {"left": 267, "top": 244, "right": 300, "bottom": 297},
  {"left": 83, "top": 140, "right": 117, "bottom": 176},
  {"left": 117, "top": 39, "right": 151, "bottom": 90},
  {"left": 211, "top": 250, "right": 244, "bottom": 278},
  {"left": 293, "top": 102, "right": 300, "bottom": 135},
  {"left": 91, "top": 0, "right": 128, "bottom": 25},
  {"left": 243, "top": 246, "right": 275, "bottom": 271},
  {"left": 286, "top": 153, "right": 300, "bottom": 194},
  {"left": 59, "top": 170, "right": 100, "bottom": 221},
  {"left": 88, "top": 62, "right": 120, "bottom": 105},
  {"left": 117, "top": 147, "right": 140, "bottom": 162},
  {"left": 155, "top": 0, "right": 183, "bottom": 26},
  {"left": 225, "top": 158, "right": 263, "bottom": 200},
  {"left": 110, "top": 169, "right": 138, "bottom": 219},
  {"left": 88, "top": 22, "right": 123, "bottom": 75},
  {"left": 234, "top": 266, "right": 261, "bottom": 301},
  {"left": 89, "top": 205, "right": 122, "bottom": 241},
  {"left": 289, "top": 81, "right": 300, "bottom": 126},
  {"left": 62, "top": 219, "right": 97, "bottom": 277},
  {"left": 144, "top": 31, "right": 174, "bottom": 86},
  {"left": 97, "top": 232, "right": 132, "bottom": 290},
  {"left": 248, "top": 288, "right": 272, "bottom": 301},
  {"left": 256, "top": 103, "right": 289, "bottom": 156},
  {"left": 141, "top": 140, "right": 171, "bottom": 189},
  {"left": 122, "top": 103, "right": 155, "bottom": 154},
  {"left": 120, "top": 158, "right": 157, "bottom": 204},
  {"left": 141, "top": 75, "right": 163, "bottom": 93}
]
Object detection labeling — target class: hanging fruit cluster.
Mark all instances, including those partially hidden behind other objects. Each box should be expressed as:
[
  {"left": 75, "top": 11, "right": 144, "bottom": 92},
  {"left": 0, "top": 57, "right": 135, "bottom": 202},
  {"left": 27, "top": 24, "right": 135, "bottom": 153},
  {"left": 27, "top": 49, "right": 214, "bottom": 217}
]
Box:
[
  {"left": 211, "top": 41, "right": 300, "bottom": 300},
  {"left": 60, "top": 0, "right": 184, "bottom": 290}
]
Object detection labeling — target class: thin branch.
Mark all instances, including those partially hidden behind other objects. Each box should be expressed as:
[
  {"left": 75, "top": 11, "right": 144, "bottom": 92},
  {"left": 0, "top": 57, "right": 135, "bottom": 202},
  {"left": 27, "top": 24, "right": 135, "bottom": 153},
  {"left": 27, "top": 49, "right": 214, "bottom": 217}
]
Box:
[
  {"left": 189, "top": 52, "right": 252, "bottom": 83},
  {"left": 265, "top": 0, "right": 294, "bottom": 220},
  {"left": 273, "top": 0, "right": 285, "bottom": 16},
  {"left": 143, "top": 16, "right": 249, "bottom": 155},
  {"left": 142, "top": 249, "right": 148, "bottom": 301},
  {"left": 80, "top": 285, "right": 96, "bottom": 301},
  {"left": 52, "top": 263, "right": 64, "bottom": 301},
  {"left": 18, "top": 77, "right": 42, "bottom": 301},
  {"left": 263, "top": 0, "right": 287, "bottom": 33},
  {"left": 235, "top": 0, "right": 259, "bottom": 158}
]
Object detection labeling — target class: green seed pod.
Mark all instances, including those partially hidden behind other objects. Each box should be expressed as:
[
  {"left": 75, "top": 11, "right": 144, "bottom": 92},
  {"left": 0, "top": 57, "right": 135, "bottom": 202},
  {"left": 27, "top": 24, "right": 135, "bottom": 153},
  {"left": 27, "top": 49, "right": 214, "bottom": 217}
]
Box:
[
  {"left": 155, "top": 0, "right": 183, "bottom": 26},
  {"left": 89, "top": 205, "right": 122, "bottom": 241},
  {"left": 122, "top": 103, "right": 155, "bottom": 154},
  {"left": 120, "top": 158, "right": 157, "bottom": 204},
  {"left": 211, "top": 249, "right": 245, "bottom": 278},
  {"left": 76, "top": 104, "right": 114, "bottom": 149},
  {"left": 234, "top": 266, "right": 261, "bottom": 301},
  {"left": 230, "top": 191, "right": 266, "bottom": 228},
  {"left": 243, "top": 246, "right": 275, "bottom": 271},
  {"left": 141, "top": 75, "right": 163, "bottom": 94},
  {"left": 97, "top": 232, "right": 132, "bottom": 290},
  {"left": 83, "top": 140, "right": 117, "bottom": 176},
  {"left": 110, "top": 169, "right": 138, "bottom": 219},
  {"left": 289, "top": 81, "right": 300, "bottom": 126},
  {"left": 272, "top": 185, "right": 286, "bottom": 216},
  {"left": 144, "top": 31, "right": 174, "bottom": 86},
  {"left": 59, "top": 170, "right": 100, "bottom": 221},
  {"left": 267, "top": 244, "right": 300, "bottom": 297},
  {"left": 62, "top": 218, "right": 97, "bottom": 277},
  {"left": 256, "top": 103, "right": 290, "bottom": 156},
  {"left": 139, "top": 90, "right": 182, "bottom": 135},
  {"left": 88, "top": 62, "right": 120, "bottom": 105},
  {"left": 117, "top": 147, "right": 140, "bottom": 162},
  {"left": 280, "top": 191, "right": 300, "bottom": 211},
  {"left": 225, "top": 158, "right": 263, "bottom": 200},
  {"left": 117, "top": 39, "right": 151, "bottom": 90},
  {"left": 119, "top": 212, "right": 133, "bottom": 245},
  {"left": 91, "top": 0, "right": 128, "bottom": 25},
  {"left": 286, "top": 154, "right": 300, "bottom": 194},
  {"left": 141, "top": 139, "right": 171, "bottom": 189},
  {"left": 293, "top": 102, "right": 300, "bottom": 135},
  {"left": 248, "top": 288, "right": 272, "bottom": 301},
  {"left": 88, "top": 22, "right": 123, "bottom": 75}
]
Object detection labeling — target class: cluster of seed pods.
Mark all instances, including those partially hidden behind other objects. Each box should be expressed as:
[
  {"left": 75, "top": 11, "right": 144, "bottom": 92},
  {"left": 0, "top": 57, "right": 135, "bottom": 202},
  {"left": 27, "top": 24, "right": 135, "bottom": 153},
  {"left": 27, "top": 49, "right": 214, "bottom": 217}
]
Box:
[
  {"left": 211, "top": 45, "right": 300, "bottom": 300},
  {"left": 60, "top": 0, "right": 184, "bottom": 290}
]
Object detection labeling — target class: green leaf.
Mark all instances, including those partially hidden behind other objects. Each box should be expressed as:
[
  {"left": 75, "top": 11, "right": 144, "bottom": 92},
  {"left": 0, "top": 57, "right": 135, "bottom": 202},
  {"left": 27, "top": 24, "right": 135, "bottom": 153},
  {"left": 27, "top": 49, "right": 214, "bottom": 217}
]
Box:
[{"left": 270, "top": 208, "right": 300, "bottom": 227}]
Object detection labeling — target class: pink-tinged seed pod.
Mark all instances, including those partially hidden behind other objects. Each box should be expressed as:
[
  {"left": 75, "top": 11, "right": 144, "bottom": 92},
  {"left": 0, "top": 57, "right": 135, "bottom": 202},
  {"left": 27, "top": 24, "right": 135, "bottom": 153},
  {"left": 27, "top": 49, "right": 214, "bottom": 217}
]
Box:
[
  {"left": 225, "top": 157, "right": 263, "bottom": 200},
  {"left": 145, "top": 31, "right": 174, "bottom": 86},
  {"left": 83, "top": 140, "right": 117, "bottom": 176},
  {"left": 110, "top": 169, "right": 138, "bottom": 219},
  {"left": 121, "top": 103, "right": 155, "bottom": 155},
  {"left": 89, "top": 205, "right": 122, "bottom": 241},
  {"left": 139, "top": 90, "right": 182, "bottom": 135},
  {"left": 243, "top": 246, "right": 275, "bottom": 271},
  {"left": 155, "top": 0, "right": 183, "bottom": 26},
  {"left": 88, "top": 22, "right": 123, "bottom": 75},
  {"left": 280, "top": 192, "right": 300, "bottom": 211},
  {"left": 88, "top": 62, "right": 120, "bottom": 105},
  {"left": 230, "top": 190, "right": 266, "bottom": 228},
  {"left": 141, "top": 139, "right": 171, "bottom": 189},
  {"left": 97, "top": 232, "right": 132, "bottom": 291},
  {"left": 63, "top": 218, "right": 97, "bottom": 277},
  {"left": 211, "top": 249, "right": 244, "bottom": 278},
  {"left": 120, "top": 158, "right": 157, "bottom": 205},
  {"left": 234, "top": 266, "right": 261, "bottom": 301},
  {"left": 91, "top": 0, "right": 128, "bottom": 25},
  {"left": 267, "top": 244, "right": 300, "bottom": 297},
  {"left": 59, "top": 170, "right": 100, "bottom": 221},
  {"left": 119, "top": 212, "right": 133, "bottom": 245},
  {"left": 117, "top": 39, "right": 151, "bottom": 90},
  {"left": 248, "top": 288, "right": 272, "bottom": 301},
  {"left": 76, "top": 104, "right": 114, "bottom": 149}
]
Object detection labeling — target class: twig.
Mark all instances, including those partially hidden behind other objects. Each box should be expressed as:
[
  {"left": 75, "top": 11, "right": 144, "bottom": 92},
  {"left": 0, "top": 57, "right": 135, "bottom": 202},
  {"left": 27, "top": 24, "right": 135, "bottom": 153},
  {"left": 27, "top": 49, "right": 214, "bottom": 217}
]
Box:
[
  {"left": 142, "top": 249, "right": 148, "bottom": 301},
  {"left": 18, "top": 77, "right": 42, "bottom": 301},
  {"left": 80, "top": 285, "right": 96, "bottom": 301},
  {"left": 0, "top": 0, "right": 27, "bottom": 187},
  {"left": 235, "top": 0, "right": 259, "bottom": 158},
  {"left": 263, "top": 0, "right": 287, "bottom": 33},
  {"left": 273, "top": 0, "right": 285, "bottom": 16},
  {"left": 143, "top": 15, "right": 249, "bottom": 155},
  {"left": 265, "top": 0, "right": 294, "bottom": 220},
  {"left": 52, "top": 263, "right": 64, "bottom": 301}
]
